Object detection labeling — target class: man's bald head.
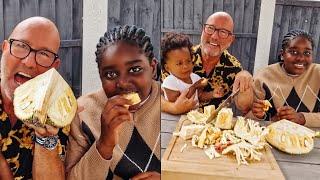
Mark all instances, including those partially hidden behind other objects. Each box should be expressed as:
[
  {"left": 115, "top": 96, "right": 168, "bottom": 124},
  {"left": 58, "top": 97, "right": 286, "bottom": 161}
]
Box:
[
  {"left": 206, "top": 12, "right": 234, "bottom": 33},
  {"left": 9, "top": 16, "right": 60, "bottom": 52},
  {"left": 200, "top": 11, "right": 235, "bottom": 58}
]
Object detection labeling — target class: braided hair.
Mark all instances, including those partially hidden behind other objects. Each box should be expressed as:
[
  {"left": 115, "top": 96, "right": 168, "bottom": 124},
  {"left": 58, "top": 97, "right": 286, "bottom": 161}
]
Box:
[
  {"left": 161, "top": 32, "right": 193, "bottom": 68},
  {"left": 278, "top": 29, "right": 314, "bottom": 61},
  {"left": 95, "top": 25, "right": 154, "bottom": 67}
]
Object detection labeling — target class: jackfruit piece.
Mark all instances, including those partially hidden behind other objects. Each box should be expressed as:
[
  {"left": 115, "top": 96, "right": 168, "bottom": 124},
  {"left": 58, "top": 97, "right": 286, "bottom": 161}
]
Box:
[
  {"left": 263, "top": 100, "right": 272, "bottom": 111},
  {"left": 187, "top": 105, "right": 215, "bottom": 124},
  {"left": 14, "top": 68, "right": 77, "bottom": 128},
  {"left": 123, "top": 92, "right": 141, "bottom": 105},
  {"left": 215, "top": 108, "right": 233, "bottom": 129},
  {"left": 176, "top": 124, "right": 205, "bottom": 140},
  {"left": 266, "top": 120, "right": 315, "bottom": 154}
]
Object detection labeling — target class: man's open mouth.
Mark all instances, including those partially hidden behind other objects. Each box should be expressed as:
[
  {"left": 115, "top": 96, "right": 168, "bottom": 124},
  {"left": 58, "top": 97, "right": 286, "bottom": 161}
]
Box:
[{"left": 14, "top": 72, "right": 32, "bottom": 85}]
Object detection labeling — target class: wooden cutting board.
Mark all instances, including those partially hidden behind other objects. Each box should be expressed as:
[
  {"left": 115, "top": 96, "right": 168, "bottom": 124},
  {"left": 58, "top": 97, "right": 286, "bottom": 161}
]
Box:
[{"left": 161, "top": 116, "right": 285, "bottom": 180}]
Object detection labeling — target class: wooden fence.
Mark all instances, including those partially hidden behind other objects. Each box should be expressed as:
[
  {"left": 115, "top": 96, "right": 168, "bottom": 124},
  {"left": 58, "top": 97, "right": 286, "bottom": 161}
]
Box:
[
  {"left": 269, "top": 0, "right": 320, "bottom": 64},
  {"left": 108, "top": 0, "right": 161, "bottom": 59}
]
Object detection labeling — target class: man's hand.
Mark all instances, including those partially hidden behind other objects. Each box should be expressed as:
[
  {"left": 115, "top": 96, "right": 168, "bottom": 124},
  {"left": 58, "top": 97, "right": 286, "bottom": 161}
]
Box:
[
  {"left": 277, "top": 106, "right": 306, "bottom": 125},
  {"left": 25, "top": 123, "right": 59, "bottom": 137},
  {"left": 233, "top": 70, "right": 253, "bottom": 93},
  {"left": 96, "top": 95, "right": 133, "bottom": 159},
  {"left": 252, "top": 99, "right": 266, "bottom": 119},
  {"left": 161, "top": 90, "right": 197, "bottom": 115},
  {"left": 132, "top": 171, "right": 160, "bottom": 180},
  {"left": 233, "top": 70, "right": 254, "bottom": 113}
]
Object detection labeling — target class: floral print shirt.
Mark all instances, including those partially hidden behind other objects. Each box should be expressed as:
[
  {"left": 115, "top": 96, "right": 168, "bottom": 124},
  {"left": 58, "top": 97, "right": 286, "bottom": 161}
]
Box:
[
  {"left": 0, "top": 95, "right": 69, "bottom": 180},
  {"left": 162, "top": 44, "right": 242, "bottom": 108}
]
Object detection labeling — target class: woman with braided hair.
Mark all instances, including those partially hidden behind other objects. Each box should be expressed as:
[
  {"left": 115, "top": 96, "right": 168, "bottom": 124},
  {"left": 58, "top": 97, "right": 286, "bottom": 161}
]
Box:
[
  {"left": 250, "top": 29, "right": 320, "bottom": 127},
  {"left": 65, "top": 25, "right": 160, "bottom": 179}
]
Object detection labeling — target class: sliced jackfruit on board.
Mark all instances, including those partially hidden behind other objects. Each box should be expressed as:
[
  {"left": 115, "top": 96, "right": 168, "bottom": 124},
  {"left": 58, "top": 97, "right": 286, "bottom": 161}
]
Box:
[
  {"left": 266, "top": 120, "right": 315, "bottom": 154},
  {"left": 215, "top": 108, "right": 233, "bottom": 129},
  {"left": 13, "top": 68, "right": 77, "bottom": 128}
]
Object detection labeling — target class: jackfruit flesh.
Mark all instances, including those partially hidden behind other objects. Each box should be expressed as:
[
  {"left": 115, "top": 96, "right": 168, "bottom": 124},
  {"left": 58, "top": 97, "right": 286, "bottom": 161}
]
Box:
[
  {"left": 266, "top": 120, "right": 315, "bottom": 154},
  {"left": 14, "top": 68, "right": 77, "bottom": 128},
  {"left": 123, "top": 92, "right": 141, "bottom": 105},
  {"left": 215, "top": 108, "right": 233, "bottom": 129},
  {"left": 263, "top": 100, "right": 272, "bottom": 111}
]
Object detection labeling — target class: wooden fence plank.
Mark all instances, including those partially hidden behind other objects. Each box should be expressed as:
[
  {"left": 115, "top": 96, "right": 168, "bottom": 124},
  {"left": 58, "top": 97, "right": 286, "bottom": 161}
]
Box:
[
  {"left": 120, "top": 0, "right": 134, "bottom": 26},
  {"left": 56, "top": 0, "right": 73, "bottom": 86},
  {"left": 4, "top": 0, "right": 20, "bottom": 38},
  {"left": 310, "top": 7, "right": 320, "bottom": 64},
  {"left": 39, "top": 0, "right": 55, "bottom": 22},
  {"left": 233, "top": 0, "right": 244, "bottom": 65},
  {"left": 223, "top": 0, "right": 234, "bottom": 18},
  {"left": 20, "top": 0, "right": 38, "bottom": 19},
  {"left": 108, "top": 0, "right": 120, "bottom": 28},
  {"left": 163, "top": 0, "right": 173, "bottom": 28},
  {"left": 240, "top": 0, "right": 255, "bottom": 71},
  {"left": 183, "top": 0, "right": 193, "bottom": 29},
  {"left": 270, "top": 4, "right": 283, "bottom": 64},
  {"left": 277, "top": 0, "right": 320, "bottom": 8},
  {"left": 272, "top": 4, "right": 291, "bottom": 65},
  {"left": 137, "top": 0, "right": 153, "bottom": 33},
  {"left": 289, "top": 6, "right": 302, "bottom": 30},
  {"left": 153, "top": 0, "right": 161, "bottom": 59},
  {"left": 213, "top": 0, "right": 224, "bottom": 12},
  {"left": 301, "top": 7, "right": 313, "bottom": 32},
  {"left": 173, "top": 0, "right": 183, "bottom": 29},
  {"left": 193, "top": 0, "right": 203, "bottom": 31},
  {"left": 202, "top": 0, "right": 213, "bottom": 24}
]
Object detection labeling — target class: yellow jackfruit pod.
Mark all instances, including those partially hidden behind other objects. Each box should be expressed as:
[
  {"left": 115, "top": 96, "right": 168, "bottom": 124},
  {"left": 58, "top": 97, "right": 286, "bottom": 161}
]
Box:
[
  {"left": 123, "top": 92, "right": 141, "bottom": 105},
  {"left": 13, "top": 68, "right": 77, "bottom": 128},
  {"left": 263, "top": 100, "right": 272, "bottom": 111},
  {"left": 215, "top": 108, "right": 233, "bottom": 129}
]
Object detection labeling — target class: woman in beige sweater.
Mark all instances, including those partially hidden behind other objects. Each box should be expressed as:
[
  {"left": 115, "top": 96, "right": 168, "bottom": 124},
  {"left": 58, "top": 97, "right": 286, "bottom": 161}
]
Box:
[
  {"left": 65, "top": 25, "right": 160, "bottom": 179},
  {"left": 251, "top": 29, "right": 320, "bottom": 127}
]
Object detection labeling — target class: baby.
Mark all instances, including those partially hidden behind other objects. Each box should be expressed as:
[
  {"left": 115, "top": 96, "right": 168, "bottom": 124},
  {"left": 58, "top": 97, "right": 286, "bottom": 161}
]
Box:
[{"left": 161, "top": 32, "right": 207, "bottom": 110}]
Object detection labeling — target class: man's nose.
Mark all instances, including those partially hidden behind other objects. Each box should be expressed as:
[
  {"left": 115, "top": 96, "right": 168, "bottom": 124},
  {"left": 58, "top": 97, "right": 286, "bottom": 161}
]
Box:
[
  {"left": 210, "top": 30, "right": 220, "bottom": 39},
  {"left": 21, "top": 51, "right": 37, "bottom": 68}
]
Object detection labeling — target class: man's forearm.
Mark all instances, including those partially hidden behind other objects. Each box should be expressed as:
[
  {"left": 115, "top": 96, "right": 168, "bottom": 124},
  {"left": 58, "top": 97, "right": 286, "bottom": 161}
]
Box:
[
  {"left": 0, "top": 153, "right": 13, "bottom": 180},
  {"left": 33, "top": 144, "right": 65, "bottom": 180}
]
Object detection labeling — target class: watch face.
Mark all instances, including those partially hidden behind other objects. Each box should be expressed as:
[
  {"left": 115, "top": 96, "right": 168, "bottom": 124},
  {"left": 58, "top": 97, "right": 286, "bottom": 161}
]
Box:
[{"left": 44, "top": 136, "right": 58, "bottom": 150}]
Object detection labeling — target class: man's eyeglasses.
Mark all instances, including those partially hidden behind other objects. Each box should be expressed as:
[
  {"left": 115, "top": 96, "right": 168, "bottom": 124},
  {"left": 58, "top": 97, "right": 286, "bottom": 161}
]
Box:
[
  {"left": 9, "top": 39, "right": 59, "bottom": 68},
  {"left": 203, "top": 24, "right": 233, "bottom": 39}
]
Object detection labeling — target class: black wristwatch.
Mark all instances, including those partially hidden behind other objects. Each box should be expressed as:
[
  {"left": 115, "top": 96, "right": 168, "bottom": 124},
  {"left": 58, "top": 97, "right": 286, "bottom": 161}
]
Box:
[{"left": 35, "top": 135, "right": 59, "bottom": 150}]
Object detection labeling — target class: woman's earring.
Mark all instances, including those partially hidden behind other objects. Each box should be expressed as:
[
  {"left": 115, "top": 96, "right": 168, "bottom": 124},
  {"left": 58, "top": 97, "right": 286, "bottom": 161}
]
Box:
[{"left": 280, "top": 56, "right": 284, "bottom": 62}]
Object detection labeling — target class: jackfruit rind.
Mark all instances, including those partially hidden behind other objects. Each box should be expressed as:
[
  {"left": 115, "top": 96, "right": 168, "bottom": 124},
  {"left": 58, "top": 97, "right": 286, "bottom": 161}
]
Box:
[
  {"left": 266, "top": 120, "right": 315, "bottom": 154},
  {"left": 13, "top": 68, "right": 77, "bottom": 128}
]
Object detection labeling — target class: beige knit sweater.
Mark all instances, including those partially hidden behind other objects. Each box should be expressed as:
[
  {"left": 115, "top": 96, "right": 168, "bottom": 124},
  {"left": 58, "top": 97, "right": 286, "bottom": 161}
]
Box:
[
  {"left": 65, "top": 81, "right": 160, "bottom": 180},
  {"left": 250, "top": 63, "right": 320, "bottom": 127}
]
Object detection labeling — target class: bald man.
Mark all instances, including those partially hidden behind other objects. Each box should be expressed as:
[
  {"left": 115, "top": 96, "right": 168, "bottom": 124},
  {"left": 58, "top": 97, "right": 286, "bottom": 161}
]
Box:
[
  {"left": 0, "top": 17, "right": 66, "bottom": 179},
  {"left": 162, "top": 12, "right": 254, "bottom": 114}
]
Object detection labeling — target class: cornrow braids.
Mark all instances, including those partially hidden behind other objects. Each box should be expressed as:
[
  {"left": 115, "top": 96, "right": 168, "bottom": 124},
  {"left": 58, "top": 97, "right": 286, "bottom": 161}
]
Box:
[
  {"left": 95, "top": 25, "right": 154, "bottom": 67},
  {"left": 278, "top": 29, "right": 314, "bottom": 61},
  {"left": 161, "top": 32, "right": 193, "bottom": 67}
]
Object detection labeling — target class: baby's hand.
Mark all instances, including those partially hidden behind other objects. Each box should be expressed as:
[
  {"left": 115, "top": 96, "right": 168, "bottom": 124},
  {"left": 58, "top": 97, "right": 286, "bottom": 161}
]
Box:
[{"left": 193, "top": 78, "right": 208, "bottom": 89}]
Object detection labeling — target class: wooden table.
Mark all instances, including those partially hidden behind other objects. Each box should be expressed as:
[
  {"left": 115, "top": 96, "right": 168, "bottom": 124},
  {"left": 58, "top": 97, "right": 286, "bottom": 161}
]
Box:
[{"left": 161, "top": 112, "right": 320, "bottom": 180}]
